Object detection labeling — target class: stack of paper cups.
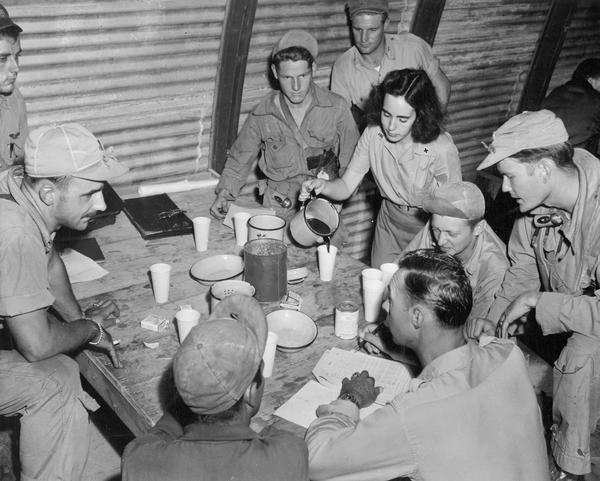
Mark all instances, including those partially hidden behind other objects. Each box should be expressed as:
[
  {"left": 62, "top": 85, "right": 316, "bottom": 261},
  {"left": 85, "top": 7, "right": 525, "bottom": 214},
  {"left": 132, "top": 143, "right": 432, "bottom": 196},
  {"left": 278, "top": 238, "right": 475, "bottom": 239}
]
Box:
[
  {"left": 262, "top": 331, "right": 278, "bottom": 378},
  {"left": 150, "top": 263, "right": 171, "bottom": 304},
  {"left": 363, "top": 279, "right": 385, "bottom": 323}
]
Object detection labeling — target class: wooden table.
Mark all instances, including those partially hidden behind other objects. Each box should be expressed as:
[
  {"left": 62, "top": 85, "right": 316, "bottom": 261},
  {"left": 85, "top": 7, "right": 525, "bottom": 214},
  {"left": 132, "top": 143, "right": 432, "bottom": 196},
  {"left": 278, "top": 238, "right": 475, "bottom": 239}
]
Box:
[{"left": 72, "top": 187, "right": 552, "bottom": 438}]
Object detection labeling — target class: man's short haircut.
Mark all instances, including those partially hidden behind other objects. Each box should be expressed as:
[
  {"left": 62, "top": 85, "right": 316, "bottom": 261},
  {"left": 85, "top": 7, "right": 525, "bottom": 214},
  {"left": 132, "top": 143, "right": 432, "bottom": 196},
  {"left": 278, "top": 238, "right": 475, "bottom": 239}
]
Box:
[
  {"left": 25, "top": 172, "right": 72, "bottom": 190},
  {"left": 395, "top": 249, "right": 472, "bottom": 329},
  {"left": 365, "top": 69, "right": 444, "bottom": 144},
  {"left": 572, "top": 58, "right": 600, "bottom": 83},
  {"left": 511, "top": 142, "right": 575, "bottom": 172},
  {"left": 272, "top": 46, "right": 314, "bottom": 69}
]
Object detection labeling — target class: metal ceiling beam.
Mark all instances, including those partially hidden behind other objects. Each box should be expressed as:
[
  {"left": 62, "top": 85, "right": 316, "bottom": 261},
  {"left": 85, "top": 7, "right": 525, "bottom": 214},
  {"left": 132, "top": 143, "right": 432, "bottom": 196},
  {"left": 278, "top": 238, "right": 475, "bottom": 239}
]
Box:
[
  {"left": 210, "top": 0, "right": 258, "bottom": 173},
  {"left": 518, "top": 0, "right": 578, "bottom": 112},
  {"left": 411, "top": 0, "right": 446, "bottom": 46}
]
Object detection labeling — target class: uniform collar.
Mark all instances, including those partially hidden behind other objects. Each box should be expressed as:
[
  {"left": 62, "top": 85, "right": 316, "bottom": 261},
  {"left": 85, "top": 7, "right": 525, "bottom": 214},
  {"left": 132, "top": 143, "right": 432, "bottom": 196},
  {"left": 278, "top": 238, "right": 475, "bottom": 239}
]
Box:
[
  {"left": 181, "top": 422, "right": 259, "bottom": 442},
  {"left": 6, "top": 166, "right": 54, "bottom": 253},
  {"left": 419, "top": 343, "right": 470, "bottom": 381}
]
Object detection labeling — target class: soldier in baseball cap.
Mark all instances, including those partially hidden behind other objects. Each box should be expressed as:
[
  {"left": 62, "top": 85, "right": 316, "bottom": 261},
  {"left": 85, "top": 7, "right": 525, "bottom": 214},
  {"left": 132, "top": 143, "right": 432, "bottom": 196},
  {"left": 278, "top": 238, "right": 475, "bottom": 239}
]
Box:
[
  {"left": 399, "top": 182, "right": 509, "bottom": 322},
  {"left": 470, "top": 109, "right": 600, "bottom": 479},
  {"left": 347, "top": 0, "right": 389, "bottom": 18},
  {"left": 122, "top": 295, "right": 309, "bottom": 481}
]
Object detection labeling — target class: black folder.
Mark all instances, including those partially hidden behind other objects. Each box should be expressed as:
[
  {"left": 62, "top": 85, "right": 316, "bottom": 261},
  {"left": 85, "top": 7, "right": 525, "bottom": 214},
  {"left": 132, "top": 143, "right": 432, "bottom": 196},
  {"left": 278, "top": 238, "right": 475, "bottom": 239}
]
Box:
[{"left": 123, "top": 193, "right": 193, "bottom": 240}]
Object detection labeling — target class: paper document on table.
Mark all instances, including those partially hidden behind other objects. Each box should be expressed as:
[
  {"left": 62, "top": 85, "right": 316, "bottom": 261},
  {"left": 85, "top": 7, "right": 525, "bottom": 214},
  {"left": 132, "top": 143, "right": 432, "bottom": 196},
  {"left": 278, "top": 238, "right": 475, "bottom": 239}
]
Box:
[
  {"left": 312, "top": 347, "right": 412, "bottom": 405},
  {"left": 60, "top": 248, "right": 108, "bottom": 283},
  {"left": 274, "top": 380, "right": 382, "bottom": 429}
]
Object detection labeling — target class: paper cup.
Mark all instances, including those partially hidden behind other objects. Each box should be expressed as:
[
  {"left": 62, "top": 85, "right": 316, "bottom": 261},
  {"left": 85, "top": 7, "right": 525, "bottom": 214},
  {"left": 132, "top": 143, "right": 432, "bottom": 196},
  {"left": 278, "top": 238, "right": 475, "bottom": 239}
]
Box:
[
  {"left": 176, "top": 308, "right": 201, "bottom": 343},
  {"left": 233, "top": 212, "right": 252, "bottom": 247},
  {"left": 193, "top": 216, "right": 211, "bottom": 252},
  {"left": 262, "top": 331, "right": 278, "bottom": 378},
  {"left": 150, "top": 263, "right": 171, "bottom": 304},
  {"left": 380, "top": 262, "right": 399, "bottom": 286},
  {"left": 317, "top": 244, "right": 338, "bottom": 282},
  {"left": 363, "top": 279, "right": 385, "bottom": 323},
  {"left": 362, "top": 268, "right": 383, "bottom": 285}
]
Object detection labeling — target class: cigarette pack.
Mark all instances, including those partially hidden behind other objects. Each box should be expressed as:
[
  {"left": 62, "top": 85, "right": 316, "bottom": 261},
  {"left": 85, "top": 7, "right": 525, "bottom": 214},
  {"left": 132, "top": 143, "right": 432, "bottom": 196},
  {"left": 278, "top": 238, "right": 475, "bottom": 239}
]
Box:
[{"left": 141, "top": 314, "right": 170, "bottom": 332}]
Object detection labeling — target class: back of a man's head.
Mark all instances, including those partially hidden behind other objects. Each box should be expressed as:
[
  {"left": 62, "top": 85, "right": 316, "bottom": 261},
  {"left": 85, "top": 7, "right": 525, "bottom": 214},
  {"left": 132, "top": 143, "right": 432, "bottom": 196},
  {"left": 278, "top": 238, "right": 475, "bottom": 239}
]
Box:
[
  {"left": 395, "top": 249, "right": 472, "bottom": 329},
  {"left": 173, "top": 295, "right": 268, "bottom": 423}
]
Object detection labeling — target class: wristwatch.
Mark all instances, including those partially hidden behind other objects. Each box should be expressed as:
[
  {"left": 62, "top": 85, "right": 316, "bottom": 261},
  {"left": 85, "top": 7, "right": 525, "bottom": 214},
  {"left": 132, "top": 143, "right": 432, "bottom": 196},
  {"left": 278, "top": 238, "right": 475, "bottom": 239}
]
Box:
[{"left": 338, "top": 392, "right": 360, "bottom": 407}]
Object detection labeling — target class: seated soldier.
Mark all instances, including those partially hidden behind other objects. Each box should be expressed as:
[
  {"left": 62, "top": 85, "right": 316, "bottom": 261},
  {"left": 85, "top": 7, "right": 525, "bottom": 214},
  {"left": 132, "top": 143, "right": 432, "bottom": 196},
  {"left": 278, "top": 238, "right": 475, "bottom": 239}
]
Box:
[
  {"left": 306, "top": 249, "right": 549, "bottom": 481},
  {"left": 542, "top": 58, "right": 600, "bottom": 156},
  {"left": 406, "top": 181, "right": 508, "bottom": 321},
  {"left": 0, "top": 4, "right": 27, "bottom": 169},
  {"left": 210, "top": 29, "right": 358, "bottom": 223},
  {"left": 0, "top": 123, "right": 127, "bottom": 480},
  {"left": 122, "top": 295, "right": 309, "bottom": 481}
]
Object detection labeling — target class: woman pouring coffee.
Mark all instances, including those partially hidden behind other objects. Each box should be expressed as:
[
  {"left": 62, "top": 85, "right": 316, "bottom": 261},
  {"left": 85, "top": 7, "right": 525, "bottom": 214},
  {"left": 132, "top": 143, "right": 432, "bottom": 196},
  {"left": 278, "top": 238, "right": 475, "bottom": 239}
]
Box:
[{"left": 300, "top": 69, "right": 461, "bottom": 266}]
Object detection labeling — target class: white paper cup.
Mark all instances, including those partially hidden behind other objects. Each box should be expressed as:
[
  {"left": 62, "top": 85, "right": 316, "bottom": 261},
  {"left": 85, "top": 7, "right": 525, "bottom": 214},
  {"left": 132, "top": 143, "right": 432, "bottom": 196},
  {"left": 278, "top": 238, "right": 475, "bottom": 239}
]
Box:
[
  {"left": 317, "top": 244, "right": 338, "bottom": 282},
  {"left": 363, "top": 279, "right": 385, "bottom": 323},
  {"left": 262, "top": 331, "right": 279, "bottom": 378},
  {"left": 380, "top": 262, "right": 399, "bottom": 286},
  {"left": 233, "top": 212, "right": 252, "bottom": 247},
  {"left": 150, "top": 263, "right": 171, "bottom": 304},
  {"left": 193, "top": 216, "right": 211, "bottom": 252},
  {"left": 176, "top": 308, "right": 201, "bottom": 343},
  {"left": 362, "top": 268, "right": 383, "bottom": 286}
]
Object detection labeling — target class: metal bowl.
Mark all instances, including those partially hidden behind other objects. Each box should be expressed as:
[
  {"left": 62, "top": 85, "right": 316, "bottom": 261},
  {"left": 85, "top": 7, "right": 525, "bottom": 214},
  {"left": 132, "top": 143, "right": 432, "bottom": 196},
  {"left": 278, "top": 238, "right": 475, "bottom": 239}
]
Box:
[{"left": 266, "top": 309, "right": 318, "bottom": 352}]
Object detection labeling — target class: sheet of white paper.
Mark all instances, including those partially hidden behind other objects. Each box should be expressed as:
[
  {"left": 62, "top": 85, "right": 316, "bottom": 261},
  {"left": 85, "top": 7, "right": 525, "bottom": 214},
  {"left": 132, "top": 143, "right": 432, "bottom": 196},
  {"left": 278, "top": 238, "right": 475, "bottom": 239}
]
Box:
[
  {"left": 137, "top": 178, "right": 218, "bottom": 196},
  {"left": 274, "top": 380, "right": 382, "bottom": 429},
  {"left": 313, "top": 348, "right": 412, "bottom": 405},
  {"left": 60, "top": 248, "right": 108, "bottom": 283},
  {"left": 222, "top": 203, "right": 276, "bottom": 229}
]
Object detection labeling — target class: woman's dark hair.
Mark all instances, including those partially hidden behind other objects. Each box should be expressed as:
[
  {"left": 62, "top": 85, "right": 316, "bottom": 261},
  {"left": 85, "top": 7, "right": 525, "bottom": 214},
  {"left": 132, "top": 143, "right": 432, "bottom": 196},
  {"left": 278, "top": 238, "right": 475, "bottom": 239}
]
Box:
[
  {"left": 364, "top": 69, "right": 443, "bottom": 143},
  {"left": 572, "top": 58, "right": 600, "bottom": 84}
]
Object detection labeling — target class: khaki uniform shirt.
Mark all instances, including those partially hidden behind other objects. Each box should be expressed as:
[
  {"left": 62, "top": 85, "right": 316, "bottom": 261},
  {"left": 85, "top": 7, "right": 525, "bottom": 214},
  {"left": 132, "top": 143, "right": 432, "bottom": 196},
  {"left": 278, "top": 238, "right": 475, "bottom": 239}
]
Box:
[
  {"left": 347, "top": 125, "right": 461, "bottom": 207},
  {"left": 331, "top": 33, "right": 443, "bottom": 110},
  {"left": 217, "top": 83, "right": 359, "bottom": 201},
  {"left": 0, "top": 87, "right": 28, "bottom": 170},
  {"left": 405, "top": 220, "right": 509, "bottom": 320},
  {"left": 306, "top": 338, "right": 548, "bottom": 481},
  {"left": 0, "top": 167, "right": 55, "bottom": 317}
]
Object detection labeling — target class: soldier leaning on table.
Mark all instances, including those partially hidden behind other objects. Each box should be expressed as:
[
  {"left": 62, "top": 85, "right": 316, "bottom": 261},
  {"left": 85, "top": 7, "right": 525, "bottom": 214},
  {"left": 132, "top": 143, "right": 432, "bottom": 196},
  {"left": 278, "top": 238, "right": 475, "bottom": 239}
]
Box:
[
  {"left": 0, "top": 4, "right": 28, "bottom": 170},
  {"left": 210, "top": 29, "right": 359, "bottom": 232},
  {"left": 122, "top": 295, "right": 309, "bottom": 481},
  {"left": 0, "top": 123, "right": 127, "bottom": 481}
]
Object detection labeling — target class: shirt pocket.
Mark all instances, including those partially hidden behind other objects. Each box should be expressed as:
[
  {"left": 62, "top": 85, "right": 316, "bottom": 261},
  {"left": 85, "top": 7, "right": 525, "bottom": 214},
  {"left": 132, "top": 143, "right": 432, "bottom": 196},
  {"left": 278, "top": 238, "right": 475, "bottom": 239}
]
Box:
[
  {"left": 410, "top": 154, "right": 437, "bottom": 205},
  {"left": 261, "top": 135, "right": 296, "bottom": 172},
  {"left": 307, "top": 128, "right": 336, "bottom": 149}
]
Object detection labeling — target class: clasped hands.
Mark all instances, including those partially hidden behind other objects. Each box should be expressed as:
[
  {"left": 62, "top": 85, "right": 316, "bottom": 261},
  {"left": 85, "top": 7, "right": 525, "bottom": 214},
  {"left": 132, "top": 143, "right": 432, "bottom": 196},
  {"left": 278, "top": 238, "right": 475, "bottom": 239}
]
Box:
[{"left": 84, "top": 299, "right": 122, "bottom": 368}]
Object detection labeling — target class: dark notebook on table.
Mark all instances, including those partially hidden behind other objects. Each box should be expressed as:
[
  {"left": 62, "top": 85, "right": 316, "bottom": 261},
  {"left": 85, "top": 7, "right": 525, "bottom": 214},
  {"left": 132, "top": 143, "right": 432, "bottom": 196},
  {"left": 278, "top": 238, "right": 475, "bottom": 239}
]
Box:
[{"left": 123, "top": 193, "right": 193, "bottom": 240}]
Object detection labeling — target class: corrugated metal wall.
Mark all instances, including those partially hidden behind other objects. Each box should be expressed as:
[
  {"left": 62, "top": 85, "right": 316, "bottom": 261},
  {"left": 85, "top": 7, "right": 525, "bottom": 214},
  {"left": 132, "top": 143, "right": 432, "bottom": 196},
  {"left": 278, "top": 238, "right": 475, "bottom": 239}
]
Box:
[
  {"left": 435, "top": 0, "right": 552, "bottom": 180},
  {"left": 547, "top": 0, "right": 600, "bottom": 93},
  {"left": 11, "top": 0, "right": 226, "bottom": 186}
]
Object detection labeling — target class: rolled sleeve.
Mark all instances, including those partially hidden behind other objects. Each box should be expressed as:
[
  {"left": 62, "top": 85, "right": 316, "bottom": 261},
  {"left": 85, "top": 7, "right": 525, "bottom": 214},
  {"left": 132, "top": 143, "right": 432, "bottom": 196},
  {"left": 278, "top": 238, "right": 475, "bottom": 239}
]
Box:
[{"left": 536, "top": 292, "right": 600, "bottom": 338}]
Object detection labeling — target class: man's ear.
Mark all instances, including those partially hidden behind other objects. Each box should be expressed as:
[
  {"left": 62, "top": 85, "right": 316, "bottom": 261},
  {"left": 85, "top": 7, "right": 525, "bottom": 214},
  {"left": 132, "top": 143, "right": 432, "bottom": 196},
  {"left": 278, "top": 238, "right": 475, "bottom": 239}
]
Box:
[
  {"left": 537, "top": 158, "right": 553, "bottom": 183},
  {"left": 38, "top": 181, "right": 56, "bottom": 206},
  {"left": 311, "top": 62, "right": 317, "bottom": 76},
  {"left": 243, "top": 367, "right": 264, "bottom": 411},
  {"left": 410, "top": 304, "right": 424, "bottom": 330},
  {"left": 473, "top": 220, "right": 484, "bottom": 236},
  {"left": 383, "top": 16, "right": 390, "bottom": 30},
  {"left": 270, "top": 64, "right": 278, "bottom": 81}
]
